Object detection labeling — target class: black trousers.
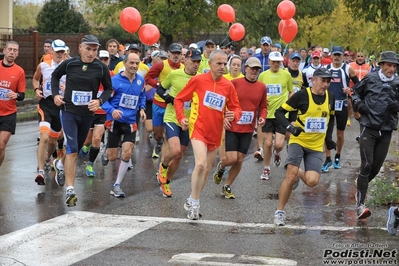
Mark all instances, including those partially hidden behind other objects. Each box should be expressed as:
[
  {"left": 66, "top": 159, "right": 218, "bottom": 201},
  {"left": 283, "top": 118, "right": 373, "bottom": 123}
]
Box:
[{"left": 356, "top": 126, "right": 392, "bottom": 205}]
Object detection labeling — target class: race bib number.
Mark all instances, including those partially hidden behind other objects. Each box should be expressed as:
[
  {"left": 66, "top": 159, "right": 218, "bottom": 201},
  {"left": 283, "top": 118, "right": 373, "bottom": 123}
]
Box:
[
  {"left": 203, "top": 91, "right": 226, "bottom": 112},
  {"left": 72, "top": 90, "right": 92, "bottom": 106},
  {"left": 0, "top": 88, "right": 10, "bottom": 100},
  {"left": 237, "top": 111, "right": 254, "bottom": 125},
  {"left": 267, "top": 84, "right": 282, "bottom": 96},
  {"left": 45, "top": 81, "right": 51, "bottom": 92},
  {"left": 119, "top": 93, "right": 138, "bottom": 109},
  {"left": 183, "top": 101, "right": 191, "bottom": 110},
  {"left": 335, "top": 100, "right": 343, "bottom": 111},
  {"left": 304, "top": 117, "right": 327, "bottom": 133}
]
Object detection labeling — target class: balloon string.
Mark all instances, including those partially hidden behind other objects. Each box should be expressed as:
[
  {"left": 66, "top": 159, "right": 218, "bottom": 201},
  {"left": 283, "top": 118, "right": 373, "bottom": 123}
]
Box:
[
  {"left": 133, "top": 33, "right": 140, "bottom": 41},
  {"left": 219, "top": 34, "right": 230, "bottom": 46}
]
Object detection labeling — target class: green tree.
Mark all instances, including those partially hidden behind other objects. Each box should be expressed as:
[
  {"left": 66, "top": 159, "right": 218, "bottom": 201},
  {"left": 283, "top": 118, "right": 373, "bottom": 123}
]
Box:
[
  {"left": 342, "top": 0, "right": 399, "bottom": 51},
  {"left": 13, "top": 1, "right": 42, "bottom": 29},
  {"left": 36, "top": 0, "right": 90, "bottom": 33}
]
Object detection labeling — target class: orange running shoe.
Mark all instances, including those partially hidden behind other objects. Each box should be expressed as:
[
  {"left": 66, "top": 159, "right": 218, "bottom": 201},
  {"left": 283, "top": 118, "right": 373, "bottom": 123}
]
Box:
[
  {"left": 160, "top": 182, "right": 172, "bottom": 197},
  {"left": 157, "top": 163, "right": 168, "bottom": 184}
]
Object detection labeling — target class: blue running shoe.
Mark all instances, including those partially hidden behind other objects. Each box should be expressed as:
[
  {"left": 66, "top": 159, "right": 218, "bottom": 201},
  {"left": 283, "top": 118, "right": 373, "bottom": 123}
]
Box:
[
  {"left": 387, "top": 207, "right": 398, "bottom": 235},
  {"left": 321, "top": 161, "right": 332, "bottom": 173},
  {"left": 333, "top": 158, "right": 341, "bottom": 169},
  {"left": 80, "top": 145, "right": 90, "bottom": 157}
]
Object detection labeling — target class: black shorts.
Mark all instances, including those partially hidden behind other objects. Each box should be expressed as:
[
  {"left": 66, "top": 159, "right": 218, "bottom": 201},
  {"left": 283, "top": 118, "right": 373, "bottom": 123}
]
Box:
[
  {"left": 145, "top": 101, "right": 153, "bottom": 120},
  {"left": 335, "top": 105, "right": 348, "bottom": 131},
  {"left": 262, "top": 118, "right": 286, "bottom": 135},
  {"left": 225, "top": 130, "right": 253, "bottom": 154},
  {"left": 107, "top": 120, "right": 137, "bottom": 148},
  {"left": 91, "top": 114, "right": 106, "bottom": 128},
  {"left": 37, "top": 98, "right": 62, "bottom": 132},
  {"left": 0, "top": 112, "right": 16, "bottom": 134}
]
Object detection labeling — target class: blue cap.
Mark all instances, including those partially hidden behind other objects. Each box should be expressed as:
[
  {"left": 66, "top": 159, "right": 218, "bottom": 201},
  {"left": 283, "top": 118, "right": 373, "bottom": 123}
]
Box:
[
  {"left": 248, "top": 49, "right": 253, "bottom": 55},
  {"left": 290, "top": 52, "right": 301, "bottom": 60},
  {"left": 275, "top": 43, "right": 281, "bottom": 49},
  {"left": 260, "top": 36, "right": 272, "bottom": 45},
  {"left": 331, "top": 46, "right": 343, "bottom": 55}
]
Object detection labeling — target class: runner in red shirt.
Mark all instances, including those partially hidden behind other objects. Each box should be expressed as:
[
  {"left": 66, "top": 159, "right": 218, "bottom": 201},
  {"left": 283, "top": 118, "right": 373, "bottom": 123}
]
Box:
[{"left": 0, "top": 41, "right": 26, "bottom": 167}]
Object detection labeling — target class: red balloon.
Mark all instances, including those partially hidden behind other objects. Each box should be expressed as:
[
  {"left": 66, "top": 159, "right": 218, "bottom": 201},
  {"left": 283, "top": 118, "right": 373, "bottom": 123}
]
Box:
[
  {"left": 277, "top": 0, "right": 296, "bottom": 20},
  {"left": 120, "top": 7, "right": 142, "bottom": 33},
  {"left": 278, "top": 18, "right": 298, "bottom": 43},
  {"left": 229, "top": 23, "right": 245, "bottom": 41},
  {"left": 217, "top": 4, "right": 235, "bottom": 23},
  {"left": 138, "top": 24, "right": 160, "bottom": 46}
]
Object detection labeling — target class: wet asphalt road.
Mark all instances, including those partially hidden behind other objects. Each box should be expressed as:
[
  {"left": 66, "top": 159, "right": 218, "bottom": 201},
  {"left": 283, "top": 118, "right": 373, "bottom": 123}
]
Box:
[{"left": 0, "top": 119, "right": 398, "bottom": 266}]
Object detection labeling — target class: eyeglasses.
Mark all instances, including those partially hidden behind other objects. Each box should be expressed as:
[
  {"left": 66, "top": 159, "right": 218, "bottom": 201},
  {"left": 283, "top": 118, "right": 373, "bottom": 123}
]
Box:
[{"left": 248, "top": 66, "right": 261, "bottom": 71}]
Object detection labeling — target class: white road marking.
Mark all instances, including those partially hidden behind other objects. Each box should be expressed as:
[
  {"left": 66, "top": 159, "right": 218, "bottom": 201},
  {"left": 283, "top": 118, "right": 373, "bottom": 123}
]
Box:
[
  {"left": 170, "top": 253, "right": 298, "bottom": 265},
  {"left": 0, "top": 211, "right": 386, "bottom": 266}
]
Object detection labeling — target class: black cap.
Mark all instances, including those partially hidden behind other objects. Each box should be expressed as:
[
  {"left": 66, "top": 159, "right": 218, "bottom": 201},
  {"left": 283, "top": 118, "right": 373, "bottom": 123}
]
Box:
[
  {"left": 205, "top": 39, "right": 216, "bottom": 46},
  {"left": 44, "top": 39, "right": 53, "bottom": 44},
  {"left": 185, "top": 49, "right": 202, "bottom": 60},
  {"left": 127, "top": 44, "right": 141, "bottom": 51},
  {"left": 331, "top": 46, "right": 343, "bottom": 55},
  {"left": 313, "top": 68, "right": 334, "bottom": 79},
  {"left": 81, "top": 35, "right": 100, "bottom": 46},
  {"left": 169, "top": 43, "right": 182, "bottom": 53}
]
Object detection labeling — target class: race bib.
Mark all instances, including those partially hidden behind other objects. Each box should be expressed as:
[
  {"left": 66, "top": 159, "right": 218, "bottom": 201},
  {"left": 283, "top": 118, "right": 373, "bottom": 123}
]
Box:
[
  {"left": 267, "top": 84, "right": 282, "bottom": 96},
  {"left": 304, "top": 117, "right": 327, "bottom": 133},
  {"left": 71, "top": 90, "right": 92, "bottom": 106},
  {"left": 183, "top": 101, "right": 191, "bottom": 110},
  {"left": 0, "top": 88, "right": 10, "bottom": 100},
  {"left": 203, "top": 91, "right": 226, "bottom": 112},
  {"left": 119, "top": 93, "right": 138, "bottom": 109},
  {"left": 45, "top": 81, "right": 51, "bottom": 92},
  {"left": 237, "top": 111, "right": 254, "bottom": 125},
  {"left": 335, "top": 100, "right": 343, "bottom": 111}
]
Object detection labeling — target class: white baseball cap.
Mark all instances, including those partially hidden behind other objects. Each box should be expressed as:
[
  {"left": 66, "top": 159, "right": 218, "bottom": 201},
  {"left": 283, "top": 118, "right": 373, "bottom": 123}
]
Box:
[
  {"left": 99, "top": 50, "right": 110, "bottom": 58},
  {"left": 51, "top": 39, "right": 67, "bottom": 52},
  {"left": 189, "top": 43, "right": 198, "bottom": 49},
  {"left": 269, "top": 51, "right": 284, "bottom": 61},
  {"left": 323, "top": 48, "right": 329, "bottom": 53}
]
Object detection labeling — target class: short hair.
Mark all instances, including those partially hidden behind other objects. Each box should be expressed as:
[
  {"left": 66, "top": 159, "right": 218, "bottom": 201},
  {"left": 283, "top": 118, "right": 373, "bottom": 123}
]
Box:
[
  {"left": 209, "top": 49, "right": 227, "bottom": 61},
  {"left": 5, "top": 41, "right": 19, "bottom": 48},
  {"left": 106, "top": 39, "right": 119, "bottom": 48}
]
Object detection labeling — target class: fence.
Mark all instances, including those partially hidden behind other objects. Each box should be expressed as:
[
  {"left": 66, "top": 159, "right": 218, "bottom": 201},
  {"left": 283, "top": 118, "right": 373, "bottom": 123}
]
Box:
[{"left": 0, "top": 29, "right": 84, "bottom": 76}]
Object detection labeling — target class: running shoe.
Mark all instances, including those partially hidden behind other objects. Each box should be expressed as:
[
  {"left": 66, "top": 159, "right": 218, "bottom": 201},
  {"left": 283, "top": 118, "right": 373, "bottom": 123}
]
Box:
[
  {"left": 260, "top": 167, "right": 270, "bottom": 180},
  {"left": 53, "top": 159, "right": 65, "bottom": 186},
  {"left": 80, "top": 145, "right": 90, "bottom": 157},
  {"left": 135, "top": 134, "right": 140, "bottom": 143},
  {"left": 357, "top": 204, "right": 371, "bottom": 220},
  {"left": 66, "top": 188, "right": 77, "bottom": 207},
  {"left": 273, "top": 149, "right": 281, "bottom": 167},
  {"left": 292, "top": 177, "right": 300, "bottom": 190},
  {"left": 223, "top": 185, "right": 235, "bottom": 199},
  {"left": 347, "top": 118, "right": 351, "bottom": 126},
  {"left": 35, "top": 172, "right": 45, "bottom": 185},
  {"left": 101, "top": 151, "right": 109, "bottom": 166},
  {"left": 321, "top": 160, "right": 332, "bottom": 173},
  {"left": 386, "top": 207, "right": 398, "bottom": 236},
  {"left": 253, "top": 129, "right": 257, "bottom": 138},
  {"left": 213, "top": 161, "right": 225, "bottom": 185},
  {"left": 187, "top": 204, "right": 200, "bottom": 220},
  {"left": 152, "top": 147, "right": 160, "bottom": 158},
  {"left": 254, "top": 148, "right": 264, "bottom": 161},
  {"left": 44, "top": 158, "right": 51, "bottom": 172},
  {"left": 160, "top": 182, "right": 172, "bottom": 197},
  {"left": 85, "top": 165, "right": 96, "bottom": 177},
  {"left": 127, "top": 159, "right": 133, "bottom": 170},
  {"left": 110, "top": 184, "right": 125, "bottom": 198},
  {"left": 333, "top": 157, "right": 341, "bottom": 169},
  {"left": 157, "top": 163, "right": 168, "bottom": 184},
  {"left": 274, "top": 211, "right": 285, "bottom": 226}
]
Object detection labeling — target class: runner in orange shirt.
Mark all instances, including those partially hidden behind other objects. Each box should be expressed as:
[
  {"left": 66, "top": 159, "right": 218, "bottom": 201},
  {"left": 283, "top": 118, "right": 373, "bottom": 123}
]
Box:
[{"left": 174, "top": 50, "right": 242, "bottom": 220}]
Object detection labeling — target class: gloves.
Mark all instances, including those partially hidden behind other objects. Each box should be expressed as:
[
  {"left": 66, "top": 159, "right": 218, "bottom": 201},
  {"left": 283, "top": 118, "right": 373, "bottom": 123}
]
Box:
[
  {"left": 164, "top": 95, "right": 175, "bottom": 105},
  {"left": 286, "top": 125, "right": 303, "bottom": 137},
  {"left": 357, "top": 102, "right": 369, "bottom": 115},
  {"left": 326, "top": 138, "right": 336, "bottom": 150},
  {"left": 387, "top": 102, "right": 399, "bottom": 113}
]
